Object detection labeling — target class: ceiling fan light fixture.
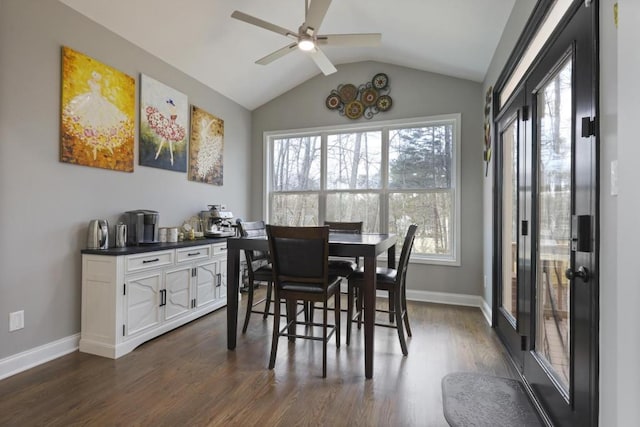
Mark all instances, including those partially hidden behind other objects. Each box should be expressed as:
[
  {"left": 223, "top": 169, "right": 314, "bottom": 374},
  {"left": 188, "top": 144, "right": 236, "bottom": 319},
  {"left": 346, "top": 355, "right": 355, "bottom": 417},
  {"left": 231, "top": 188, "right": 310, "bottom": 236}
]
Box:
[{"left": 298, "top": 38, "right": 316, "bottom": 51}]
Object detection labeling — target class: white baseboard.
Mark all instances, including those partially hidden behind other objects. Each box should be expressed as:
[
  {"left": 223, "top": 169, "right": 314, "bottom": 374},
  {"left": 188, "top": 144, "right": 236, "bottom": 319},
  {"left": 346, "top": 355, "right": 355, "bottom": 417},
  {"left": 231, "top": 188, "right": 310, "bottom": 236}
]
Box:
[
  {"left": 0, "top": 334, "right": 79, "bottom": 381},
  {"left": 406, "top": 289, "right": 492, "bottom": 326},
  {"left": 0, "top": 291, "right": 494, "bottom": 381}
]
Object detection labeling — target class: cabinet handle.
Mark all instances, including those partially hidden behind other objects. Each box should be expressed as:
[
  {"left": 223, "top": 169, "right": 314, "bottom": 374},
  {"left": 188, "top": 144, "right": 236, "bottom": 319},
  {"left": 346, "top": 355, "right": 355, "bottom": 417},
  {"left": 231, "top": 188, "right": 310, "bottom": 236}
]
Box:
[
  {"left": 219, "top": 247, "right": 227, "bottom": 252},
  {"left": 187, "top": 252, "right": 201, "bottom": 257},
  {"left": 159, "top": 289, "right": 167, "bottom": 307},
  {"left": 143, "top": 258, "right": 160, "bottom": 264},
  {"left": 216, "top": 273, "right": 221, "bottom": 287}
]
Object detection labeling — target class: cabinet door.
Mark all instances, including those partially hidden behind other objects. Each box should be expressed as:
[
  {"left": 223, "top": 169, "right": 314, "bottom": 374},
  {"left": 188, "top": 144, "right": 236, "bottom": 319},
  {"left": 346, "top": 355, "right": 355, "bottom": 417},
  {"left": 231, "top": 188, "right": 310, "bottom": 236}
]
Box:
[
  {"left": 125, "top": 272, "right": 161, "bottom": 337},
  {"left": 164, "top": 265, "right": 192, "bottom": 321},
  {"left": 195, "top": 260, "right": 217, "bottom": 308}
]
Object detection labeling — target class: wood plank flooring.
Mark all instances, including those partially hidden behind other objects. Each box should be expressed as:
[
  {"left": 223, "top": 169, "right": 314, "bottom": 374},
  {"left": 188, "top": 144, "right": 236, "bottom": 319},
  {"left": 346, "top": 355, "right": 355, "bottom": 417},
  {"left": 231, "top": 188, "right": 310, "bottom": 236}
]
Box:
[{"left": 0, "top": 290, "right": 517, "bottom": 426}]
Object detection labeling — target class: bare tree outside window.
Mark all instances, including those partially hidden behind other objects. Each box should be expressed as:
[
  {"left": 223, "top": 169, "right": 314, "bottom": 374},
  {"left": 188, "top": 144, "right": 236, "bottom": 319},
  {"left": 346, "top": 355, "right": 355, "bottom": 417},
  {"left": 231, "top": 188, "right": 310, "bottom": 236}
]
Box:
[{"left": 267, "top": 116, "right": 459, "bottom": 261}]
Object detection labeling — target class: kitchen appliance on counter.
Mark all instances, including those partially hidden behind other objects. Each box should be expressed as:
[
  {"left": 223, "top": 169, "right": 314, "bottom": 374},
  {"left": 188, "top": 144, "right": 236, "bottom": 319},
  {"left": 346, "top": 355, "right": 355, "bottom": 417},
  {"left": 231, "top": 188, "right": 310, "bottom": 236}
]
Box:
[
  {"left": 200, "top": 205, "right": 236, "bottom": 237},
  {"left": 87, "top": 219, "right": 109, "bottom": 249},
  {"left": 125, "top": 210, "right": 160, "bottom": 245}
]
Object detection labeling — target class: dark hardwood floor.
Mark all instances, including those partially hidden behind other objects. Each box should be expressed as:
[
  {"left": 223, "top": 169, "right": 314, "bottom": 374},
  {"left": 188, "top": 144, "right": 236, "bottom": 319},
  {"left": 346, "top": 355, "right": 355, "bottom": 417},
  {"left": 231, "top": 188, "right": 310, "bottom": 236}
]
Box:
[{"left": 0, "top": 289, "right": 517, "bottom": 426}]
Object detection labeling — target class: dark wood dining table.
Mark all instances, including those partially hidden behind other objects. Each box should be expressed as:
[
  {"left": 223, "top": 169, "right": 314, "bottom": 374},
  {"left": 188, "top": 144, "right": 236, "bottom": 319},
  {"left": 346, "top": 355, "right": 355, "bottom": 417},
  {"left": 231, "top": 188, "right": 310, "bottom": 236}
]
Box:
[{"left": 226, "top": 232, "right": 397, "bottom": 379}]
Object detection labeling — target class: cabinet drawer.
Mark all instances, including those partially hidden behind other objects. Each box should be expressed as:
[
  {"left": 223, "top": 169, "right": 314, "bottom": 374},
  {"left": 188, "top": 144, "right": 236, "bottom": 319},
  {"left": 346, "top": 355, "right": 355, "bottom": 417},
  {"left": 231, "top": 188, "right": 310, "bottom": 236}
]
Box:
[
  {"left": 212, "top": 243, "right": 227, "bottom": 256},
  {"left": 126, "top": 250, "right": 174, "bottom": 273},
  {"left": 176, "top": 245, "right": 211, "bottom": 263}
]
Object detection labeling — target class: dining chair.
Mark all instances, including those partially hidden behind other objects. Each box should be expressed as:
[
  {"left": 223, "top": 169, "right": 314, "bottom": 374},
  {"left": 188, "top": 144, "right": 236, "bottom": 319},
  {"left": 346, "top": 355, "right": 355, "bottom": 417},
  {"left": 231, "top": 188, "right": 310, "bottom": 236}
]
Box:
[
  {"left": 346, "top": 224, "right": 418, "bottom": 356},
  {"left": 324, "top": 221, "right": 363, "bottom": 277},
  {"left": 236, "top": 220, "right": 274, "bottom": 334},
  {"left": 321, "top": 221, "right": 363, "bottom": 318},
  {"left": 266, "top": 225, "right": 341, "bottom": 378}
]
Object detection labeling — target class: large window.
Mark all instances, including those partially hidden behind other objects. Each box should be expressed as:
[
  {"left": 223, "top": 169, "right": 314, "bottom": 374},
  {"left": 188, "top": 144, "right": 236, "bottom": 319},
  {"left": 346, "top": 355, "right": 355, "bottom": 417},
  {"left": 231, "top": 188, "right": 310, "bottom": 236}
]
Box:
[{"left": 265, "top": 115, "right": 460, "bottom": 264}]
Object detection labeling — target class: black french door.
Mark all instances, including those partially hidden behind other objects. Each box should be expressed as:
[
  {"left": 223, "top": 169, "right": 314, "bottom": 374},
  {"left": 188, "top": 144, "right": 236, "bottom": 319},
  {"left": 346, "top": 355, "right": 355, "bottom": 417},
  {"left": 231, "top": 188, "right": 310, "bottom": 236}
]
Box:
[{"left": 494, "top": 2, "right": 598, "bottom": 426}]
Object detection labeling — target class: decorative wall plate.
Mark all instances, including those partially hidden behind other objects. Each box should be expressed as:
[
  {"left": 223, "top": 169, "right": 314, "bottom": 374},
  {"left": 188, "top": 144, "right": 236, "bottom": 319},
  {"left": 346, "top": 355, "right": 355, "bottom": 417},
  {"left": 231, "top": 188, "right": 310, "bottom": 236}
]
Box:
[
  {"left": 372, "top": 73, "right": 389, "bottom": 89},
  {"left": 345, "top": 100, "right": 364, "bottom": 119},
  {"left": 326, "top": 94, "right": 342, "bottom": 110},
  {"left": 376, "top": 95, "right": 392, "bottom": 111},
  {"left": 361, "top": 88, "right": 378, "bottom": 106},
  {"left": 338, "top": 84, "right": 358, "bottom": 103}
]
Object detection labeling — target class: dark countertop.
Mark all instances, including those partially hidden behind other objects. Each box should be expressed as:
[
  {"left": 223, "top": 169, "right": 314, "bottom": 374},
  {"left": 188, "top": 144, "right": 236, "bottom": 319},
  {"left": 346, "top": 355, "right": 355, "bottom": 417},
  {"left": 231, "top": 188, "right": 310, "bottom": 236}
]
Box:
[{"left": 81, "top": 237, "right": 229, "bottom": 256}]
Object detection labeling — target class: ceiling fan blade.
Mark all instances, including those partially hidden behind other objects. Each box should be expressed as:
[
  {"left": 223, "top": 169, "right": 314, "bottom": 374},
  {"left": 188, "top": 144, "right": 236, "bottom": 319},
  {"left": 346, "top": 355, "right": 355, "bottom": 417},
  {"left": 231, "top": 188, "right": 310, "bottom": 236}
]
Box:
[
  {"left": 308, "top": 47, "right": 337, "bottom": 75},
  {"left": 304, "top": 0, "right": 332, "bottom": 32},
  {"left": 256, "top": 43, "right": 298, "bottom": 65},
  {"left": 317, "top": 33, "right": 382, "bottom": 47},
  {"left": 231, "top": 11, "right": 297, "bottom": 38}
]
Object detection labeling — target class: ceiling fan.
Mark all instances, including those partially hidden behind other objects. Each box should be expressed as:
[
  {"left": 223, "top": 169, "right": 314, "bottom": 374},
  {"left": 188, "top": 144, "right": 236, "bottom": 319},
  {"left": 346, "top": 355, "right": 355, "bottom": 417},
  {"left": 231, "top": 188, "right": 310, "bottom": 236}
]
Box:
[{"left": 231, "top": 0, "right": 381, "bottom": 75}]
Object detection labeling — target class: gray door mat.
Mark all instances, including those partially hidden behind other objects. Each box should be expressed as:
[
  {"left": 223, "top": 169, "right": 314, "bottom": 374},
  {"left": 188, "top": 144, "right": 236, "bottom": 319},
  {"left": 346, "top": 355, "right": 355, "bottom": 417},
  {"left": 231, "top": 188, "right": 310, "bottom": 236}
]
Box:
[{"left": 442, "top": 372, "right": 543, "bottom": 427}]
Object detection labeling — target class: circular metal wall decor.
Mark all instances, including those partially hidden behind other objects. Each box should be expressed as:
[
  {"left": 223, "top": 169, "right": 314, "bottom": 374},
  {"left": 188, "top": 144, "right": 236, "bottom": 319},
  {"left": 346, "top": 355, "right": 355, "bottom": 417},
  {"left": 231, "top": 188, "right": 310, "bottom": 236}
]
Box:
[{"left": 325, "top": 73, "right": 392, "bottom": 120}]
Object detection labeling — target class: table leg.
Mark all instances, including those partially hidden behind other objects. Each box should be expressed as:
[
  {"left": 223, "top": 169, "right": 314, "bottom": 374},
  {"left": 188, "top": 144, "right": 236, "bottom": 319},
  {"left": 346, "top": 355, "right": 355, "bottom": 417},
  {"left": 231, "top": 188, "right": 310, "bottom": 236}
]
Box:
[
  {"left": 364, "top": 255, "right": 376, "bottom": 379},
  {"left": 227, "top": 247, "right": 240, "bottom": 349}
]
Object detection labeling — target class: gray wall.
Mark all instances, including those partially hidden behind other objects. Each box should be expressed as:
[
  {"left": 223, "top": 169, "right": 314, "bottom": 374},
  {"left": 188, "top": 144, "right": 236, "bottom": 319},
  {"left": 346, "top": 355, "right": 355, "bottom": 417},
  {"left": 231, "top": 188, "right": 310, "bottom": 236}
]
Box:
[
  {"left": 481, "top": 0, "right": 537, "bottom": 308},
  {"left": 0, "top": 0, "right": 252, "bottom": 360},
  {"left": 252, "top": 61, "right": 484, "bottom": 297}
]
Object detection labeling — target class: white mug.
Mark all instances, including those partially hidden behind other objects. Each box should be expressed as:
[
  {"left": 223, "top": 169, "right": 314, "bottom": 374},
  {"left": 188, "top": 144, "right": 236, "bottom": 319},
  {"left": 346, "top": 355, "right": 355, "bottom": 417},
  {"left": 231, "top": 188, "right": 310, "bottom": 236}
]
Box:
[
  {"left": 159, "top": 228, "right": 167, "bottom": 243},
  {"left": 168, "top": 227, "right": 178, "bottom": 243}
]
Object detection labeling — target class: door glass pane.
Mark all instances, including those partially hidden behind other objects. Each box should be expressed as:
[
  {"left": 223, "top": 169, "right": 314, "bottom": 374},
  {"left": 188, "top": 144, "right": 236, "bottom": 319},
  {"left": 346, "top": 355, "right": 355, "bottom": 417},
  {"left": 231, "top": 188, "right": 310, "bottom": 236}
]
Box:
[
  {"left": 501, "top": 119, "right": 518, "bottom": 321},
  {"left": 327, "top": 132, "right": 381, "bottom": 189},
  {"left": 535, "top": 58, "right": 572, "bottom": 392}
]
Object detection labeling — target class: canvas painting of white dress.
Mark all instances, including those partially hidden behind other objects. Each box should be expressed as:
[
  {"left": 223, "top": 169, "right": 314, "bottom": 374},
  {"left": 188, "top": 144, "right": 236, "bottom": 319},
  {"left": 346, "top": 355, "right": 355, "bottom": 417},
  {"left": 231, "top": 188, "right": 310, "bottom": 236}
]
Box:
[
  {"left": 139, "top": 74, "right": 188, "bottom": 172},
  {"left": 60, "top": 46, "right": 135, "bottom": 172},
  {"left": 189, "top": 106, "right": 224, "bottom": 185}
]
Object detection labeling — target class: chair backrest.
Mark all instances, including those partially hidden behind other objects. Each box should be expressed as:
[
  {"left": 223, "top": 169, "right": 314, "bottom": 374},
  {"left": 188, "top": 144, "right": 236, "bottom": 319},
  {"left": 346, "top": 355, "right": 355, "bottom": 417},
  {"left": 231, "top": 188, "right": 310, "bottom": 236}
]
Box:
[
  {"left": 397, "top": 224, "right": 418, "bottom": 287},
  {"left": 237, "top": 220, "right": 269, "bottom": 264},
  {"left": 266, "top": 225, "right": 330, "bottom": 289},
  {"left": 324, "top": 221, "right": 363, "bottom": 234}
]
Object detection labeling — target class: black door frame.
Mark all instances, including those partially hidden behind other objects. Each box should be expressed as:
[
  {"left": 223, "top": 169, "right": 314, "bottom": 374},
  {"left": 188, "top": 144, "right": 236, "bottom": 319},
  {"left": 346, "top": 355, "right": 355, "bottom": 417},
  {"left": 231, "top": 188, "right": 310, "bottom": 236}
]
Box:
[{"left": 491, "top": 1, "right": 599, "bottom": 425}]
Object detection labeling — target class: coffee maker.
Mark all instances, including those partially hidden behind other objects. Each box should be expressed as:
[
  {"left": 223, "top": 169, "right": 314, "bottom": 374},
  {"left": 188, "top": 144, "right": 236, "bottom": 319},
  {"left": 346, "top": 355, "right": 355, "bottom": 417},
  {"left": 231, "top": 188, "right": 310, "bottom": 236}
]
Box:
[
  {"left": 125, "top": 210, "right": 160, "bottom": 245},
  {"left": 200, "top": 205, "right": 235, "bottom": 237}
]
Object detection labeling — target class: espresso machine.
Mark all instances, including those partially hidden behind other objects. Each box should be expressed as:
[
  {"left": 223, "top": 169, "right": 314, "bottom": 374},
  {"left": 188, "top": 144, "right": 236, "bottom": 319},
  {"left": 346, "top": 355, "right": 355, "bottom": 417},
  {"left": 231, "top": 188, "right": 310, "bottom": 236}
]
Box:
[
  {"left": 125, "top": 210, "right": 160, "bottom": 245},
  {"left": 200, "top": 205, "right": 236, "bottom": 237}
]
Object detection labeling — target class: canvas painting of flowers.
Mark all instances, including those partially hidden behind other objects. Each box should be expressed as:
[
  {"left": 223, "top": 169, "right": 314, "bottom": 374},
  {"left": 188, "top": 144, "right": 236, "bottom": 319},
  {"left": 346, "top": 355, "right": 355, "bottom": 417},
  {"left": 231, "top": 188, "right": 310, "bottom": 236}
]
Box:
[
  {"left": 189, "top": 106, "right": 224, "bottom": 185},
  {"left": 139, "top": 74, "right": 188, "bottom": 172},
  {"left": 60, "top": 46, "right": 135, "bottom": 172}
]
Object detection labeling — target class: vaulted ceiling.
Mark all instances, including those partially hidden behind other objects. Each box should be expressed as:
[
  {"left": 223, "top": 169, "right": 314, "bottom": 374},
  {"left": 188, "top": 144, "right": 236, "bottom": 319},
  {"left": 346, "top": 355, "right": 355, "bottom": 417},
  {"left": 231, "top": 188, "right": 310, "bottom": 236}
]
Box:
[{"left": 60, "top": 0, "right": 516, "bottom": 110}]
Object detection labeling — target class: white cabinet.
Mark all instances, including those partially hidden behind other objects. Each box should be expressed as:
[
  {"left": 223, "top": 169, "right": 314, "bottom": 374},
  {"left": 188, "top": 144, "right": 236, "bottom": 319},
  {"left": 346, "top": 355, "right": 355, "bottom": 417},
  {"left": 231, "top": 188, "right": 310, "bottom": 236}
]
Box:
[{"left": 80, "top": 241, "right": 227, "bottom": 359}]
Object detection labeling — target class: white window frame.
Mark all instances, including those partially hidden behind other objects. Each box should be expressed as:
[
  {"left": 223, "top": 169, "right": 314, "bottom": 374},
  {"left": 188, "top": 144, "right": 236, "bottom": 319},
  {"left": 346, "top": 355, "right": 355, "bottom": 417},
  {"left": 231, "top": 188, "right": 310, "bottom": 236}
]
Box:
[{"left": 263, "top": 114, "right": 461, "bottom": 266}]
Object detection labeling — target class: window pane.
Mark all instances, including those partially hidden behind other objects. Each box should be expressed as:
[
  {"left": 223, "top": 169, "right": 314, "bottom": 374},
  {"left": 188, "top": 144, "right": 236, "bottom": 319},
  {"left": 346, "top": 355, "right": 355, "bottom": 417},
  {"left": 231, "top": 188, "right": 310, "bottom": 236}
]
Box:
[
  {"left": 389, "top": 191, "right": 452, "bottom": 256},
  {"left": 327, "top": 132, "right": 381, "bottom": 189},
  {"left": 389, "top": 125, "right": 453, "bottom": 190},
  {"left": 272, "top": 136, "right": 321, "bottom": 191},
  {"left": 326, "top": 193, "right": 380, "bottom": 232},
  {"left": 270, "top": 193, "right": 318, "bottom": 226}
]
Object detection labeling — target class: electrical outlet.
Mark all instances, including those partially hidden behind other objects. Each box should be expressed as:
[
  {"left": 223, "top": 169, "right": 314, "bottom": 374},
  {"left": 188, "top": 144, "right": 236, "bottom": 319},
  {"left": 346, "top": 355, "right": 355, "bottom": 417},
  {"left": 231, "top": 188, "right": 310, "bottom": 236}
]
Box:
[
  {"left": 9, "top": 310, "right": 24, "bottom": 332},
  {"left": 483, "top": 275, "right": 488, "bottom": 290}
]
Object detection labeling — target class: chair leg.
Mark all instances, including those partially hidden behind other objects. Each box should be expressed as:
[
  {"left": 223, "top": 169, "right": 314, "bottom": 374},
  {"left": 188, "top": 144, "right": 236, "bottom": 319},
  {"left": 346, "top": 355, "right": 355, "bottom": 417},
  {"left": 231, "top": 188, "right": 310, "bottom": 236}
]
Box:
[
  {"left": 394, "top": 290, "right": 408, "bottom": 356},
  {"left": 388, "top": 290, "right": 395, "bottom": 323},
  {"left": 401, "top": 285, "right": 412, "bottom": 337},
  {"left": 268, "top": 294, "right": 281, "bottom": 369},
  {"left": 357, "top": 287, "right": 363, "bottom": 330},
  {"left": 346, "top": 281, "right": 354, "bottom": 345},
  {"left": 263, "top": 281, "right": 273, "bottom": 320},
  {"left": 242, "top": 279, "right": 255, "bottom": 334},
  {"left": 322, "top": 302, "right": 328, "bottom": 378},
  {"left": 335, "top": 291, "right": 341, "bottom": 348}
]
